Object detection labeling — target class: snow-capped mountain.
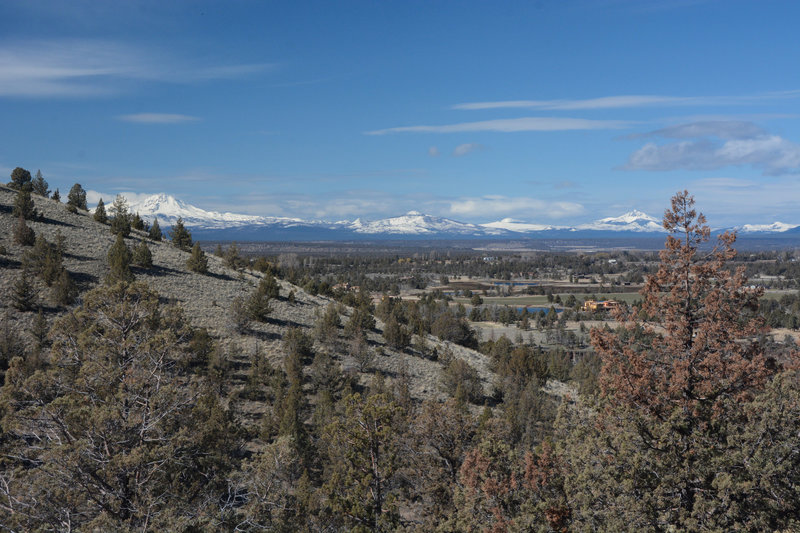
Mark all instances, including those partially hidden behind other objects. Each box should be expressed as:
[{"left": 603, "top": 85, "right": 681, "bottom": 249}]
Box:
[
  {"left": 576, "top": 209, "right": 664, "bottom": 233},
  {"left": 481, "top": 218, "right": 561, "bottom": 233},
  {"left": 106, "top": 193, "right": 800, "bottom": 240},
  {"left": 346, "top": 211, "right": 507, "bottom": 236},
  {"left": 127, "top": 193, "right": 305, "bottom": 229},
  {"left": 737, "top": 222, "right": 800, "bottom": 234}
]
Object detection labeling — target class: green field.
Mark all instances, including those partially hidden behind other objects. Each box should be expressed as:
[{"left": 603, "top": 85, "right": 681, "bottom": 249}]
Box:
[{"left": 454, "top": 292, "right": 643, "bottom": 307}]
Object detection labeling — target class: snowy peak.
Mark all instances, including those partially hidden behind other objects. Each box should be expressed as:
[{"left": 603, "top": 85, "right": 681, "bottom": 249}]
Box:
[
  {"left": 481, "top": 218, "right": 560, "bottom": 232},
  {"left": 125, "top": 193, "right": 301, "bottom": 229},
  {"left": 345, "top": 212, "right": 500, "bottom": 235},
  {"left": 578, "top": 209, "right": 664, "bottom": 232},
  {"left": 738, "top": 222, "right": 800, "bottom": 233}
]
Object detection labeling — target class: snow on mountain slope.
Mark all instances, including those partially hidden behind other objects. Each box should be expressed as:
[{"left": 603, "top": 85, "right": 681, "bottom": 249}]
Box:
[
  {"left": 738, "top": 222, "right": 799, "bottom": 233},
  {"left": 576, "top": 209, "right": 665, "bottom": 232},
  {"left": 127, "top": 193, "right": 305, "bottom": 228},
  {"left": 346, "top": 211, "right": 506, "bottom": 235},
  {"left": 112, "top": 193, "right": 800, "bottom": 237},
  {"left": 481, "top": 218, "right": 561, "bottom": 232}
]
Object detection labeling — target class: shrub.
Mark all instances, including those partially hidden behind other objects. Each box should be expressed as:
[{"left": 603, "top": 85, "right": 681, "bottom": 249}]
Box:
[{"left": 106, "top": 234, "right": 134, "bottom": 284}]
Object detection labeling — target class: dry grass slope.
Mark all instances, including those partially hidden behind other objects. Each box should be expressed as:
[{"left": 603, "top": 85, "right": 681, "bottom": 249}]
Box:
[{"left": 0, "top": 186, "right": 497, "bottom": 436}]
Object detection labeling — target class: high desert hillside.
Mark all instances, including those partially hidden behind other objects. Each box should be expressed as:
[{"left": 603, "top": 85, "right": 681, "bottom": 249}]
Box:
[{"left": 0, "top": 184, "right": 499, "bottom": 423}]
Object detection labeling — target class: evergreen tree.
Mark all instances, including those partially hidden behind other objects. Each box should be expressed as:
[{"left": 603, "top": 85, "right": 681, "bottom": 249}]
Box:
[
  {"left": 12, "top": 188, "right": 36, "bottom": 220},
  {"left": 149, "top": 218, "right": 163, "bottom": 241},
  {"left": 52, "top": 269, "right": 78, "bottom": 306},
  {"left": 13, "top": 214, "right": 35, "bottom": 245},
  {"left": 8, "top": 167, "right": 31, "bottom": 190},
  {"left": 132, "top": 240, "right": 153, "bottom": 268},
  {"left": 186, "top": 243, "right": 208, "bottom": 274},
  {"left": 131, "top": 212, "right": 145, "bottom": 231},
  {"left": 30, "top": 307, "right": 49, "bottom": 352},
  {"left": 12, "top": 271, "right": 37, "bottom": 311},
  {"left": 67, "top": 183, "right": 87, "bottom": 210},
  {"left": 109, "top": 194, "right": 131, "bottom": 236},
  {"left": 106, "top": 233, "right": 134, "bottom": 284},
  {"left": 31, "top": 169, "right": 50, "bottom": 197},
  {"left": 559, "top": 191, "right": 792, "bottom": 531},
  {"left": 323, "top": 393, "right": 403, "bottom": 531},
  {"left": 93, "top": 198, "right": 107, "bottom": 223},
  {"left": 0, "top": 282, "right": 241, "bottom": 531},
  {"left": 170, "top": 217, "right": 192, "bottom": 250},
  {"left": 51, "top": 188, "right": 60, "bottom": 202},
  {"left": 23, "top": 235, "right": 63, "bottom": 286}
]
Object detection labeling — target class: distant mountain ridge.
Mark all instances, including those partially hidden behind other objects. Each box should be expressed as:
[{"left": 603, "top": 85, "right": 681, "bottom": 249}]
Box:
[{"left": 122, "top": 193, "right": 800, "bottom": 240}]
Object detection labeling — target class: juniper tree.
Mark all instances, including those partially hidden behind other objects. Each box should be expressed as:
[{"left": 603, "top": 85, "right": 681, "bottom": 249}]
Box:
[
  {"left": 106, "top": 233, "right": 134, "bottom": 284},
  {"left": 8, "top": 167, "right": 31, "bottom": 190},
  {"left": 12, "top": 188, "right": 36, "bottom": 220},
  {"left": 170, "top": 217, "right": 192, "bottom": 250},
  {"left": 131, "top": 212, "right": 145, "bottom": 231},
  {"left": 31, "top": 169, "right": 49, "bottom": 197},
  {"left": 12, "top": 270, "right": 37, "bottom": 312},
  {"left": 149, "top": 218, "right": 163, "bottom": 241},
  {"left": 0, "top": 282, "right": 241, "bottom": 531},
  {"left": 51, "top": 188, "right": 60, "bottom": 202},
  {"left": 186, "top": 242, "right": 208, "bottom": 274},
  {"left": 109, "top": 194, "right": 131, "bottom": 236},
  {"left": 67, "top": 183, "right": 87, "bottom": 210},
  {"left": 93, "top": 197, "right": 107, "bottom": 223},
  {"left": 132, "top": 239, "right": 153, "bottom": 268},
  {"left": 558, "top": 191, "right": 793, "bottom": 531},
  {"left": 13, "top": 215, "right": 35, "bottom": 245},
  {"left": 52, "top": 268, "right": 78, "bottom": 306}
]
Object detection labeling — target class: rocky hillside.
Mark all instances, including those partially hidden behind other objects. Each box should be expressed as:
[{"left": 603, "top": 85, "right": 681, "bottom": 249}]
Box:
[{"left": 0, "top": 186, "right": 495, "bottom": 426}]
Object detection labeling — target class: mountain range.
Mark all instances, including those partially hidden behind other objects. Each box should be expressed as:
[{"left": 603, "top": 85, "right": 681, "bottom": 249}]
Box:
[{"left": 123, "top": 193, "right": 800, "bottom": 241}]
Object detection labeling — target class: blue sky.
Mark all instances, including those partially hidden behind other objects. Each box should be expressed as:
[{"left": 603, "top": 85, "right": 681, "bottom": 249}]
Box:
[{"left": 3, "top": 0, "right": 800, "bottom": 225}]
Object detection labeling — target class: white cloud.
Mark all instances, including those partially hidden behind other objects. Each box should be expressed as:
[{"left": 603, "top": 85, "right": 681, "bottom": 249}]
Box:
[
  {"left": 117, "top": 113, "right": 200, "bottom": 124},
  {"left": 449, "top": 195, "right": 584, "bottom": 219},
  {"left": 428, "top": 146, "right": 441, "bottom": 157},
  {"left": 453, "top": 95, "right": 697, "bottom": 111},
  {"left": 452, "top": 143, "right": 484, "bottom": 157},
  {"left": 452, "top": 90, "right": 800, "bottom": 111},
  {"left": 622, "top": 121, "right": 800, "bottom": 175},
  {"left": 0, "top": 39, "right": 274, "bottom": 98},
  {"left": 366, "top": 117, "right": 631, "bottom": 135}
]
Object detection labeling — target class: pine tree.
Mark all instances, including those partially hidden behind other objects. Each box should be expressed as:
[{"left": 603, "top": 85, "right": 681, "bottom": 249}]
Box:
[
  {"left": 51, "top": 188, "right": 61, "bottom": 202},
  {"left": 30, "top": 308, "right": 49, "bottom": 352},
  {"left": 12, "top": 188, "right": 36, "bottom": 220},
  {"left": 67, "top": 183, "right": 87, "bottom": 210},
  {"left": 149, "top": 218, "right": 163, "bottom": 241},
  {"left": 170, "top": 217, "right": 192, "bottom": 250},
  {"left": 8, "top": 167, "right": 31, "bottom": 190},
  {"left": 94, "top": 198, "right": 107, "bottom": 223},
  {"left": 186, "top": 242, "right": 208, "bottom": 274},
  {"left": 31, "top": 169, "right": 50, "bottom": 197},
  {"left": 13, "top": 215, "right": 35, "bottom": 245},
  {"left": 106, "top": 233, "right": 134, "bottom": 284}
]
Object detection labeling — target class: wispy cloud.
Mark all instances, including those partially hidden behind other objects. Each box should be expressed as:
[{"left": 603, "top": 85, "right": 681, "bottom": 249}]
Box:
[
  {"left": 452, "top": 143, "right": 484, "bottom": 157},
  {"left": 452, "top": 91, "right": 800, "bottom": 111},
  {"left": 621, "top": 121, "right": 800, "bottom": 175},
  {"left": 428, "top": 146, "right": 441, "bottom": 157},
  {"left": 0, "top": 39, "right": 274, "bottom": 98},
  {"left": 366, "top": 117, "right": 632, "bottom": 135},
  {"left": 449, "top": 195, "right": 584, "bottom": 219},
  {"left": 117, "top": 113, "right": 200, "bottom": 124}
]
